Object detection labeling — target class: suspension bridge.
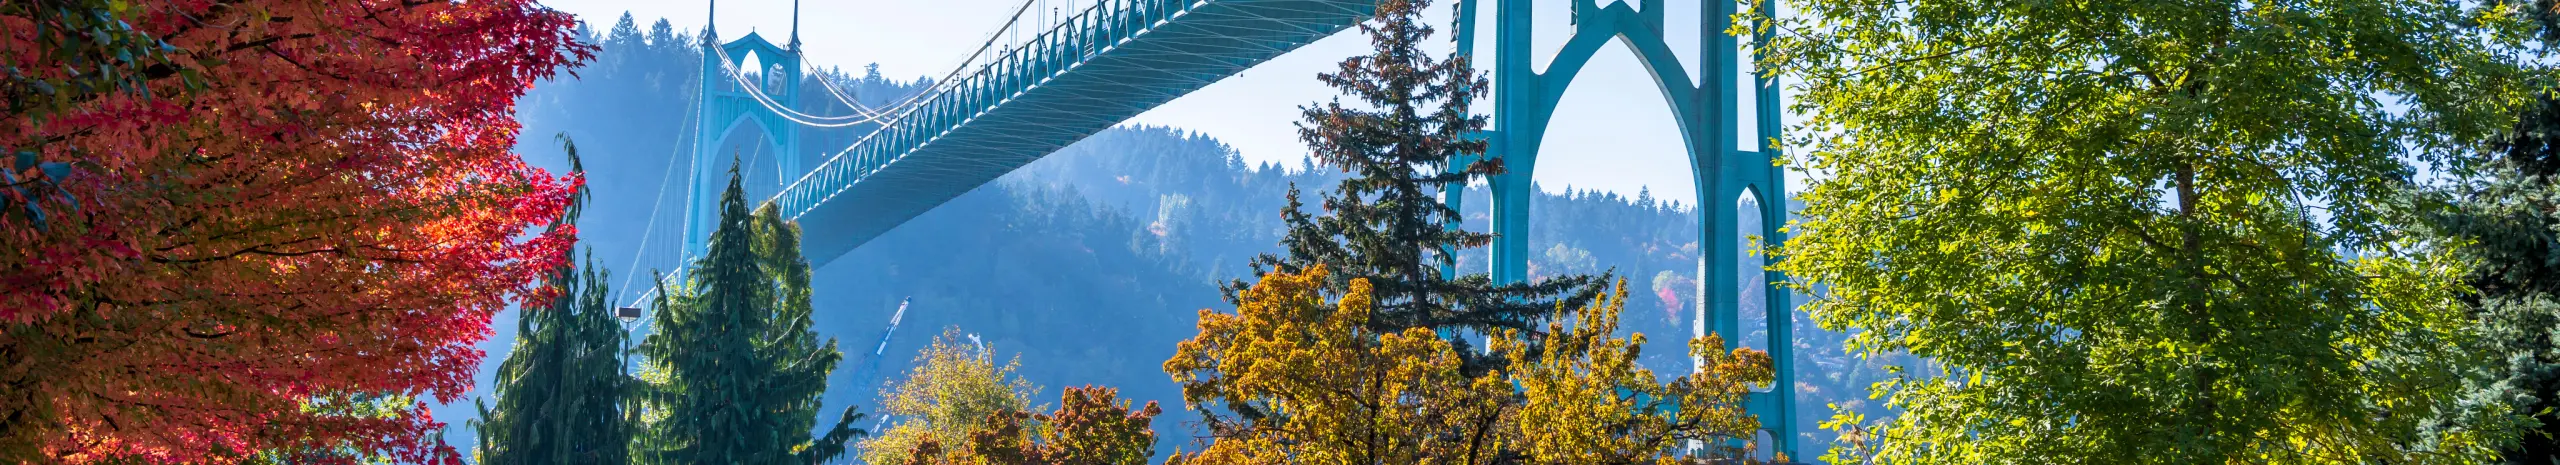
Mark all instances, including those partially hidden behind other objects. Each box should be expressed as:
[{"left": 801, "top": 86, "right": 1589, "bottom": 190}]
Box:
[{"left": 630, "top": 0, "right": 1798, "bottom": 457}]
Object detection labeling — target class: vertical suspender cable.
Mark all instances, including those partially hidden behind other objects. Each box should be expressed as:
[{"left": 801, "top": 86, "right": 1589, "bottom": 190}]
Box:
[{"left": 619, "top": 72, "right": 704, "bottom": 305}]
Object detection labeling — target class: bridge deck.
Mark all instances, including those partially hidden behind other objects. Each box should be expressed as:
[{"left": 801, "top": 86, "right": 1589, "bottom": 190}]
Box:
[{"left": 777, "top": 0, "right": 1375, "bottom": 267}]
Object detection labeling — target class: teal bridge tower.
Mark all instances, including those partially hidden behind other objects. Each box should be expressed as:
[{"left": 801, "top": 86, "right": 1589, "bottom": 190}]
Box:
[
  {"left": 682, "top": 0, "right": 1794, "bottom": 457},
  {"left": 685, "top": 0, "right": 805, "bottom": 261}
]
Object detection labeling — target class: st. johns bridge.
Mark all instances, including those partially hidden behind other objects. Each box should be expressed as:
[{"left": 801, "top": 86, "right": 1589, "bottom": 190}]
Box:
[{"left": 639, "top": 0, "right": 1795, "bottom": 455}]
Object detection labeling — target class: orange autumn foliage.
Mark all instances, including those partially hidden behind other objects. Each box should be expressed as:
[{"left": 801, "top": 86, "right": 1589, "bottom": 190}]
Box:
[
  {"left": 895, "top": 386, "right": 1164, "bottom": 465},
  {"left": 0, "top": 1, "right": 589, "bottom": 463},
  {"left": 1164, "top": 266, "right": 1515, "bottom": 464},
  {"left": 1165, "top": 266, "right": 1776, "bottom": 464}
]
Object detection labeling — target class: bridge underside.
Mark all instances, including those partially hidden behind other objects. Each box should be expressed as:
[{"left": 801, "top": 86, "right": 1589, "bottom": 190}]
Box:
[{"left": 779, "top": 0, "right": 1376, "bottom": 268}]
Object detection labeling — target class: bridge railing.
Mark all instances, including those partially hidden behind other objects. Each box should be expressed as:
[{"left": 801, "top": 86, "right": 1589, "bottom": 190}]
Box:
[{"left": 777, "top": 0, "right": 1198, "bottom": 221}]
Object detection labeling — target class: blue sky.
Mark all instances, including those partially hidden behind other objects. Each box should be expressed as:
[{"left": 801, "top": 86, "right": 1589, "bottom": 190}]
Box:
[{"left": 535, "top": 0, "right": 1792, "bottom": 206}]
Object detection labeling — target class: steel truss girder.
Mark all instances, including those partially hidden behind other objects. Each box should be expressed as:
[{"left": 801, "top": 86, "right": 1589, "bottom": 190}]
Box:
[{"left": 756, "top": 0, "right": 1378, "bottom": 267}]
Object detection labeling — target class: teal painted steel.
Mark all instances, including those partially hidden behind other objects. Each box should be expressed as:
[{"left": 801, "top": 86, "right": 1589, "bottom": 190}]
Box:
[
  {"left": 1456, "top": 0, "right": 1797, "bottom": 457},
  {"left": 686, "top": 28, "right": 805, "bottom": 260},
  {"left": 765, "top": 0, "right": 1378, "bottom": 268},
  {"left": 688, "top": 0, "right": 1793, "bottom": 457}
]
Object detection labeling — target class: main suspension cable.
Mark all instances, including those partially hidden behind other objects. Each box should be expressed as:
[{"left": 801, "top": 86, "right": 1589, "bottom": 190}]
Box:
[
  {"left": 708, "top": 0, "right": 1046, "bottom": 131},
  {"left": 617, "top": 72, "right": 703, "bottom": 305}
]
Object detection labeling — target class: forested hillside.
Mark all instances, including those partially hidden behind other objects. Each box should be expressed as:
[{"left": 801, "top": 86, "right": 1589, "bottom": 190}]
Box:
[
  {"left": 10, "top": 0, "right": 2543, "bottom": 462},
  {"left": 470, "top": 13, "right": 1893, "bottom": 455}
]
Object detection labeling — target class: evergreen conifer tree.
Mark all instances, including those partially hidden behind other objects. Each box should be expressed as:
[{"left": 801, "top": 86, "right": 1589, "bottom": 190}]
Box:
[
  {"left": 635, "top": 160, "right": 865, "bottom": 465},
  {"left": 1235, "top": 0, "right": 1600, "bottom": 364},
  {"left": 2440, "top": 64, "right": 2560, "bottom": 465},
  {"left": 2442, "top": 112, "right": 2560, "bottom": 464},
  {"left": 471, "top": 137, "right": 635, "bottom": 465},
  {"left": 2425, "top": 7, "right": 2560, "bottom": 464}
]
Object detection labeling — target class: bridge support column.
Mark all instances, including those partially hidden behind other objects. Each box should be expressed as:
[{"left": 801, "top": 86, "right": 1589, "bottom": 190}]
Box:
[
  {"left": 685, "top": 25, "right": 808, "bottom": 261},
  {"left": 684, "top": 29, "right": 724, "bottom": 263},
  {"left": 1459, "top": 0, "right": 1797, "bottom": 459}
]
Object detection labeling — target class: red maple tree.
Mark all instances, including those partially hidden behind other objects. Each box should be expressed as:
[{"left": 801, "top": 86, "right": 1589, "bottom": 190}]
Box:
[{"left": 0, "top": 1, "right": 590, "bottom": 463}]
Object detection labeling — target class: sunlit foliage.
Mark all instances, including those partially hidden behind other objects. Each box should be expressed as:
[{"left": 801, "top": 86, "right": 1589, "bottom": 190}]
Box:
[
  {"left": 1753, "top": 0, "right": 2541, "bottom": 460},
  {"left": 863, "top": 329, "right": 1042, "bottom": 465},
  {"left": 634, "top": 165, "right": 863, "bottom": 464},
  {"left": 1167, "top": 266, "right": 1772, "bottom": 464},
  {"left": 0, "top": 1, "right": 589, "bottom": 462},
  {"left": 1506, "top": 283, "right": 1774, "bottom": 463}
]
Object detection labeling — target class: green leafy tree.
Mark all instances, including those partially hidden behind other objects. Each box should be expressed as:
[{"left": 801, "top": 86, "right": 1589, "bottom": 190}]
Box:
[
  {"left": 471, "top": 137, "right": 636, "bottom": 465},
  {"left": 1755, "top": 0, "right": 2537, "bottom": 461},
  {"left": 635, "top": 161, "right": 864, "bottom": 465},
  {"left": 1236, "top": 0, "right": 1600, "bottom": 366}
]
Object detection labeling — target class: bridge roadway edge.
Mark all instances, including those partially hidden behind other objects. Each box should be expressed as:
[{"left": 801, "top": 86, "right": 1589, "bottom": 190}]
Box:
[{"left": 783, "top": 0, "right": 1379, "bottom": 268}]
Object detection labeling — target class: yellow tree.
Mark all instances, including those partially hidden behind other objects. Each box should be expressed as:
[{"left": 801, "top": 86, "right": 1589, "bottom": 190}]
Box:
[
  {"left": 1164, "top": 266, "right": 1771, "bottom": 463},
  {"left": 889, "top": 386, "right": 1164, "bottom": 465},
  {"left": 1166, "top": 265, "right": 1514, "bottom": 464},
  {"left": 1504, "top": 282, "right": 1774, "bottom": 464},
  {"left": 861, "top": 329, "right": 1039, "bottom": 465},
  {"left": 860, "top": 328, "right": 1161, "bottom": 465}
]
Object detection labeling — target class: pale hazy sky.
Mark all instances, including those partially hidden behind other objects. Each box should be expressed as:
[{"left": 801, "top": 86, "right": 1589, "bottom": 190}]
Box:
[{"left": 535, "top": 0, "right": 1792, "bottom": 206}]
